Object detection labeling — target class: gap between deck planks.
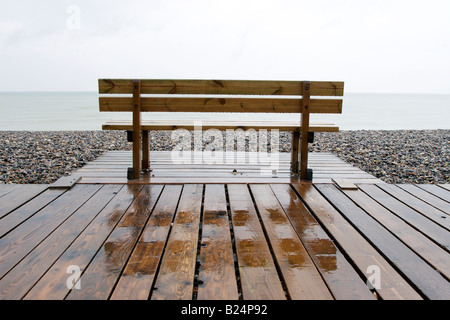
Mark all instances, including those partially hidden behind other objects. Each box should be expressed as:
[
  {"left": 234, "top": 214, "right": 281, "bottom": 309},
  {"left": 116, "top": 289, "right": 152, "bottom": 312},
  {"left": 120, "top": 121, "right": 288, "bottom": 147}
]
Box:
[{"left": 0, "top": 182, "right": 449, "bottom": 300}]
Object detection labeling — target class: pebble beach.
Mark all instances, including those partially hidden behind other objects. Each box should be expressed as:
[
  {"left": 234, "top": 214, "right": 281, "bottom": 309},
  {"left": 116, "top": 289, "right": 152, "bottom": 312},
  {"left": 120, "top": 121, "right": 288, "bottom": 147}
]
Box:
[{"left": 0, "top": 130, "right": 448, "bottom": 184}]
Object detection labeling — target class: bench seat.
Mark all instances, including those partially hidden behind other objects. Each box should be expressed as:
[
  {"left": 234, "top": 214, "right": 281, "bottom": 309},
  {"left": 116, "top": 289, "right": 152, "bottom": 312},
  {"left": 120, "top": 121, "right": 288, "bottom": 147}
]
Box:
[{"left": 102, "top": 120, "right": 339, "bottom": 132}]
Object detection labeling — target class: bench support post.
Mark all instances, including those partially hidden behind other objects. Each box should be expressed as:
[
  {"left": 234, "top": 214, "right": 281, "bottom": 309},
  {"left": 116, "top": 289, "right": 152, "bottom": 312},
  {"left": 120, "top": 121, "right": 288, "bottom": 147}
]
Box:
[
  {"left": 142, "top": 130, "right": 150, "bottom": 171},
  {"left": 290, "top": 130, "right": 300, "bottom": 174},
  {"left": 300, "top": 81, "right": 312, "bottom": 180},
  {"left": 131, "top": 80, "right": 142, "bottom": 180}
]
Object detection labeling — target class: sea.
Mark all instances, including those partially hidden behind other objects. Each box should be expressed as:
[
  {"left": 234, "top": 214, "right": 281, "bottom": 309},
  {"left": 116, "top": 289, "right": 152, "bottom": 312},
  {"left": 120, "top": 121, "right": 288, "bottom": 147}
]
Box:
[{"left": 0, "top": 92, "right": 449, "bottom": 131}]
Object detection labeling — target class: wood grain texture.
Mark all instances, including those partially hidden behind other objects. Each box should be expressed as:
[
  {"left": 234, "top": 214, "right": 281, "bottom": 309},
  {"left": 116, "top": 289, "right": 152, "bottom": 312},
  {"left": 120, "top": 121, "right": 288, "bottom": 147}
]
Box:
[
  {"left": 227, "top": 184, "right": 286, "bottom": 300},
  {"left": 197, "top": 184, "right": 239, "bottom": 300},
  {"left": 293, "top": 183, "right": 422, "bottom": 300},
  {"left": 132, "top": 80, "right": 141, "bottom": 179},
  {"left": 270, "top": 184, "right": 375, "bottom": 300},
  {"left": 109, "top": 185, "right": 181, "bottom": 300},
  {"left": 397, "top": 184, "right": 450, "bottom": 215},
  {"left": 65, "top": 185, "right": 163, "bottom": 300},
  {"left": 99, "top": 79, "right": 344, "bottom": 96},
  {"left": 102, "top": 120, "right": 339, "bottom": 132},
  {"left": 300, "top": 81, "right": 311, "bottom": 180},
  {"left": 151, "top": 184, "right": 203, "bottom": 300},
  {"left": 0, "top": 184, "right": 101, "bottom": 280},
  {"left": 343, "top": 186, "right": 450, "bottom": 281},
  {"left": 317, "top": 184, "right": 450, "bottom": 300},
  {"left": 376, "top": 184, "right": 450, "bottom": 231},
  {"left": 250, "top": 184, "right": 333, "bottom": 300},
  {"left": 416, "top": 184, "right": 450, "bottom": 203},
  {"left": 0, "top": 185, "right": 122, "bottom": 300},
  {"left": 99, "top": 97, "right": 342, "bottom": 114},
  {"left": 0, "top": 185, "right": 48, "bottom": 219},
  {"left": 0, "top": 188, "right": 65, "bottom": 238},
  {"left": 24, "top": 185, "right": 144, "bottom": 300},
  {"left": 359, "top": 184, "right": 450, "bottom": 250}
]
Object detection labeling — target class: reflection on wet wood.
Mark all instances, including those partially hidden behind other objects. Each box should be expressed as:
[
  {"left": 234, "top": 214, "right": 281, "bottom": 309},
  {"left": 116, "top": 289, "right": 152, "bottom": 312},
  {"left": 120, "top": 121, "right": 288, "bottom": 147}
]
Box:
[
  {"left": 250, "top": 184, "right": 333, "bottom": 300},
  {"left": 270, "top": 184, "right": 375, "bottom": 300},
  {"left": 293, "top": 183, "right": 422, "bottom": 300},
  {"left": 2, "top": 180, "right": 448, "bottom": 300},
  {"left": 66, "top": 185, "right": 163, "bottom": 300},
  {"left": 24, "top": 185, "right": 144, "bottom": 300},
  {"left": 228, "top": 184, "right": 286, "bottom": 300},
  {"left": 0, "top": 185, "right": 123, "bottom": 300},
  {"left": 151, "top": 184, "right": 203, "bottom": 300},
  {"left": 110, "top": 185, "right": 181, "bottom": 300},
  {"left": 197, "top": 184, "right": 239, "bottom": 300},
  {"left": 0, "top": 184, "right": 101, "bottom": 280}
]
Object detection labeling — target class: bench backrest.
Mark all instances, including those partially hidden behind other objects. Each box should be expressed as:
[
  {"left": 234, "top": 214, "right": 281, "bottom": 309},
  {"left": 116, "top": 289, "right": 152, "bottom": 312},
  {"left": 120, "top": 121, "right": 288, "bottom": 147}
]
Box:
[{"left": 98, "top": 79, "right": 344, "bottom": 114}]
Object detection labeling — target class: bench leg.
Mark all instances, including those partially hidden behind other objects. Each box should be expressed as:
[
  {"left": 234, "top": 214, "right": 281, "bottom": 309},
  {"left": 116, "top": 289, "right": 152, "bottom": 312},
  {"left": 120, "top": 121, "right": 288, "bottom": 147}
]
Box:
[
  {"left": 131, "top": 80, "right": 142, "bottom": 180},
  {"left": 132, "top": 130, "right": 141, "bottom": 179},
  {"left": 142, "top": 130, "right": 150, "bottom": 171},
  {"left": 300, "top": 131, "right": 312, "bottom": 180},
  {"left": 300, "top": 81, "right": 312, "bottom": 181},
  {"left": 290, "top": 131, "right": 300, "bottom": 174}
]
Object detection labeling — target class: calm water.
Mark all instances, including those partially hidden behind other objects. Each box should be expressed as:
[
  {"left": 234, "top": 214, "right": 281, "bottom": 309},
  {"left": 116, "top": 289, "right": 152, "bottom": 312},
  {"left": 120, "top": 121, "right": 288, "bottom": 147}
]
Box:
[{"left": 0, "top": 92, "right": 449, "bottom": 131}]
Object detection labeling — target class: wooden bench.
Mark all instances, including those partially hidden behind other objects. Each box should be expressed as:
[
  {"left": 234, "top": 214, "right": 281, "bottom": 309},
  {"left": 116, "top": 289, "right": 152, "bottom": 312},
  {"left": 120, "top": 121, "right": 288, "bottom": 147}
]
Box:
[{"left": 98, "top": 79, "right": 344, "bottom": 180}]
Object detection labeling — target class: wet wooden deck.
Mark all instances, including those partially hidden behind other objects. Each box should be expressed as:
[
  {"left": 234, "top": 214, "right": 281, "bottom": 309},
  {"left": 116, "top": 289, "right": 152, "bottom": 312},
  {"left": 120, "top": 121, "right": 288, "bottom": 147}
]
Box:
[
  {"left": 71, "top": 151, "right": 384, "bottom": 185},
  {"left": 0, "top": 179, "right": 449, "bottom": 300}
]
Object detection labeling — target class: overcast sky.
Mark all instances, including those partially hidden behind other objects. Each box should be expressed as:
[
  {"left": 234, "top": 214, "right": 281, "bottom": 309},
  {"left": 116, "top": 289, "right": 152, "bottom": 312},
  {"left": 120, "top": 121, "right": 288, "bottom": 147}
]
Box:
[{"left": 1, "top": 0, "right": 449, "bottom": 93}]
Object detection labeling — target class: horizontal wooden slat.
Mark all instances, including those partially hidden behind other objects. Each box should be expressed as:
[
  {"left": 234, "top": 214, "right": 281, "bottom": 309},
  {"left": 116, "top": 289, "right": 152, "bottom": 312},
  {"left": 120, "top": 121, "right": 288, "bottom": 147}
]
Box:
[
  {"left": 99, "top": 97, "right": 342, "bottom": 114},
  {"left": 102, "top": 120, "right": 339, "bottom": 132},
  {"left": 99, "top": 79, "right": 344, "bottom": 96}
]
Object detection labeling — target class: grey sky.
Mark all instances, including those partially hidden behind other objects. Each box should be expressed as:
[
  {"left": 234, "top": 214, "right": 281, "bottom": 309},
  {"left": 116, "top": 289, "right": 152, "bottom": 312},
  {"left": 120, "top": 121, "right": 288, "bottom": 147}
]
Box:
[{"left": 1, "top": 0, "right": 449, "bottom": 93}]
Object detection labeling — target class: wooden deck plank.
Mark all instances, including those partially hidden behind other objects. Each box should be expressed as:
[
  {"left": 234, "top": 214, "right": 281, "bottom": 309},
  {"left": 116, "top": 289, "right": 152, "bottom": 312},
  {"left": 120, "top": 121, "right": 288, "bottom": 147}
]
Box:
[
  {"left": 397, "top": 184, "right": 450, "bottom": 215},
  {"left": 50, "top": 174, "right": 81, "bottom": 189},
  {"left": 0, "top": 188, "right": 66, "bottom": 238},
  {"left": 416, "top": 184, "right": 450, "bottom": 203},
  {"left": 0, "top": 185, "right": 48, "bottom": 219},
  {"left": 0, "top": 185, "right": 123, "bottom": 300},
  {"left": 376, "top": 184, "right": 450, "bottom": 232},
  {"left": 109, "top": 185, "right": 182, "bottom": 300},
  {"left": 227, "top": 184, "right": 286, "bottom": 300},
  {"left": 73, "top": 151, "right": 379, "bottom": 185},
  {"left": 316, "top": 184, "right": 450, "bottom": 300},
  {"left": 359, "top": 184, "right": 450, "bottom": 251},
  {"left": 270, "top": 184, "right": 375, "bottom": 300},
  {"left": 66, "top": 185, "right": 164, "bottom": 300},
  {"left": 293, "top": 183, "right": 422, "bottom": 300},
  {"left": 197, "top": 184, "right": 239, "bottom": 300},
  {"left": 439, "top": 184, "right": 450, "bottom": 192},
  {"left": 0, "top": 184, "right": 101, "bottom": 280},
  {"left": 343, "top": 187, "right": 450, "bottom": 281},
  {"left": 24, "top": 185, "right": 144, "bottom": 300},
  {"left": 0, "top": 185, "right": 23, "bottom": 198},
  {"left": 332, "top": 178, "right": 358, "bottom": 190},
  {"left": 150, "top": 184, "right": 203, "bottom": 300},
  {"left": 0, "top": 178, "right": 446, "bottom": 300},
  {"left": 250, "top": 184, "right": 333, "bottom": 300}
]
